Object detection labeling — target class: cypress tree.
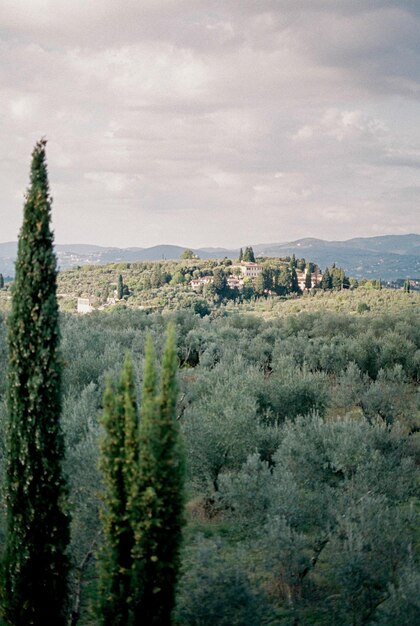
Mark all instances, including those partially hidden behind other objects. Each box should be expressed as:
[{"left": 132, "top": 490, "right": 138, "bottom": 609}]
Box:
[
  {"left": 98, "top": 329, "right": 184, "bottom": 626},
  {"left": 117, "top": 274, "right": 124, "bottom": 300},
  {"left": 321, "top": 267, "right": 332, "bottom": 290},
  {"left": 305, "top": 269, "right": 312, "bottom": 290},
  {"left": 243, "top": 246, "right": 256, "bottom": 263},
  {"left": 98, "top": 354, "right": 138, "bottom": 626},
  {"left": 3, "top": 139, "right": 70, "bottom": 626},
  {"left": 132, "top": 326, "right": 185, "bottom": 625},
  {"left": 290, "top": 267, "right": 300, "bottom": 294},
  {"left": 0, "top": 273, "right": 4, "bottom": 289}
]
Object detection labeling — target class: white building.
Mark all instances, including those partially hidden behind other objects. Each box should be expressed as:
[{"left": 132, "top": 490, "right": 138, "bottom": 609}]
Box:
[
  {"left": 77, "top": 297, "right": 94, "bottom": 314},
  {"left": 233, "top": 262, "right": 263, "bottom": 278},
  {"left": 190, "top": 276, "right": 213, "bottom": 290}
]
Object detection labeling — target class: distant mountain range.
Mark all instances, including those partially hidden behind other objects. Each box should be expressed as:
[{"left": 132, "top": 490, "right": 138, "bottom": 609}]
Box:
[{"left": 0, "top": 234, "right": 419, "bottom": 281}]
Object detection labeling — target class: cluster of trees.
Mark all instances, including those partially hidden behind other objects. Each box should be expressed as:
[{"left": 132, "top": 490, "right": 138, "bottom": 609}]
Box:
[
  {"left": 3, "top": 294, "right": 419, "bottom": 623},
  {"left": 321, "top": 264, "right": 350, "bottom": 290},
  {"left": 239, "top": 246, "right": 256, "bottom": 262},
  {"left": 99, "top": 331, "right": 184, "bottom": 626},
  {"left": 0, "top": 291, "right": 418, "bottom": 624}
]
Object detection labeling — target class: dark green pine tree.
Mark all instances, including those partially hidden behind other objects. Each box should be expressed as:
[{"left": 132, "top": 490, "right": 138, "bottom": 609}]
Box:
[
  {"left": 239, "top": 247, "right": 243, "bottom": 262},
  {"left": 117, "top": 274, "right": 124, "bottom": 300},
  {"left": 132, "top": 326, "right": 185, "bottom": 626},
  {"left": 0, "top": 273, "right": 4, "bottom": 289},
  {"left": 98, "top": 354, "right": 138, "bottom": 626},
  {"left": 2, "top": 139, "right": 70, "bottom": 626},
  {"left": 305, "top": 269, "right": 312, "bottom": 290},
  {"left": 290, "top": 267, "right": 301, "bottom": 294},
  {"left": 243, "top": 246, "right": 256, "bottom": 263},
  {"left": 321, "top": 267, "right": 332, "bottom": 290}
]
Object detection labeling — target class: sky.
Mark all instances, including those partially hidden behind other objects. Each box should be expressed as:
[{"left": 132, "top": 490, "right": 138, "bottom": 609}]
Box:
[{"left": 1, "top": 0, "right": 420, "bottom": 248}]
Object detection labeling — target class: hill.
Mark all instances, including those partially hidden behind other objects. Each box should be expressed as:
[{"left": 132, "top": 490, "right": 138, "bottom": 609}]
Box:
[
  {"left": 0, "top": 234, "right": 419, "bottom": 280},
  {"left": 252, "top": 234, "right": 420, "bottom": 280}
]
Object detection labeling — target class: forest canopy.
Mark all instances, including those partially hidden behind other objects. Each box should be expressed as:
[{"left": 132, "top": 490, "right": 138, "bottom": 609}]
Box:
[{"left": 0, "top": 289, "right": 419, "bottom": 625}]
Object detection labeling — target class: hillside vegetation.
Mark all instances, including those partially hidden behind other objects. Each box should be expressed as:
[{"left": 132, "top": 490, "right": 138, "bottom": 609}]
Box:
[{"left": 0, "top": 289, "right": 419, "bottom": 625}]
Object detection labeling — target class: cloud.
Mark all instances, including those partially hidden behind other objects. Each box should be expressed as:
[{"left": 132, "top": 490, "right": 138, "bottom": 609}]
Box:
[{"left": 0, "top": 1, "right": 419, "bottom": 247}]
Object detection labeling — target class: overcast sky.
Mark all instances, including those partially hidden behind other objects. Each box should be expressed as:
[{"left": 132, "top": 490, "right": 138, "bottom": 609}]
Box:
[{"left": 1, "top": 1, "right": 420, "bottom": 248}]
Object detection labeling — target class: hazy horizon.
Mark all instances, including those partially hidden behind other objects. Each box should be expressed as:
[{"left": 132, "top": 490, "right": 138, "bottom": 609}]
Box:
[
  {"left": 1, "top": 2, "right": 420, "bottom": 248},
  {"left": 0, "top": 232, "right": 419, "bottom": 252}
]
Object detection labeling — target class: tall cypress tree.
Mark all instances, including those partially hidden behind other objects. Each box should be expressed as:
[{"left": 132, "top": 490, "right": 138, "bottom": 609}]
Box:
[
  {"left": 290, "top": 267, "right": 301, "bottom": 294},
  {"left": 98, "top": 328, "right": 184, "bottom": 626},
  {"left": 3, "top": 139, "right": 70, "bottom": 626},
  {"left": 133, "top": 325, "right": 185, "bottom": 625},
  {"left": 117, "top": 274, "right": 124, "bottom": 300},
  {"left": 304, "top": 269, "right": 312, "bottom": 290},
  {"left": 98, "top": 354, "right": 138, "bottom": 626}
]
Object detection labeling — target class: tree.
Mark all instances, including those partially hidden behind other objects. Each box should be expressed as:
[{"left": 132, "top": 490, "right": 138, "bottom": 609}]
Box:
[
  {"left": 132, "top": 326, "right": 185, "bottom": 625},
  {"left": 242, "top": 247, "right": 256, "bottom": 263},
  {"left": 304, "top": 270, "right": 312, "bottom": 291},
  {"left": 212, "top": 268, "right": 228, "bottom": 298},
  {"left": 3, "top": 139, "right": 70, "bottom": 626},
  {"left": 117, "top": 274, "right": 124, "bottom": 299},
  {"left": 0, "top": 273, "right": 4, "bottom": 289},
  {"left": 98, "top": 354, "right": 138, "bottom": 626},
  {"left": 98, "top": 327, "right": 185, "bottom": 626},
  {"left": 254, "top": 272, "right": 266, "bottom": 296},
  {"left": 180, "top": 249, "right": 196, "bottom": 260},
  {"left": 321, "top": 267, "right": 332, "bottom": 290},
  {"left": 239, "top": 248, "right": 243, "bottom": 262},
  {"left": 290, "top": 267, "right": 300, "bottom": 294}
]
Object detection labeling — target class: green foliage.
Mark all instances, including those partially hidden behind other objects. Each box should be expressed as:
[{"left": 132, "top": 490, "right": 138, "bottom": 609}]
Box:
[
  {"left": 322, "top": 264, "right": 350, "bottom": 291},
  {"left": 98, "top": 355, "right": 138, "bottom": 626},
  {"left": 175, "top": 537, "right": 272, "bottom": 625},
  {"left": 98, "top": 327, "right": 185, "bottom": 626},
  {"left": 321, "top": 267, "right": 332, "bottom": 290},
  {"left": 242, "top": 246, "right": 256, "bottom": 263},
  {"left": 290, "top": 267, "right": 300, "bottom": 294},
  {"left": 258, "top": 365, "right": 329, "bottom": 422},
  {"left": 357, "top": 302, "right": 370, "bottom": 313},
  {"left": 131, "top": 326, "right": 185, "bottom": 625},
  {"left": 212, "top": 267, "right": 228, "bottom": 298},
  {"left": 0, "top": 283, "right": 419, "bottom": 624},
  {"left": 220, "top": 413, "right": 418, "bottom": 625},
  {"left": 117, "top": 274, "right": 124, "bottom": 300},
  {"left": 304, "top": 269, "right": 312, "bottom": 290},
  {"left": 180, "top": 249, "right": 196, "bottom": 260},
  {"left": 2, "top": 139, "right": 70, "bottom": 626},
  {"left": 182, "top": 356, "right": 264, "bottom": 492}
]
